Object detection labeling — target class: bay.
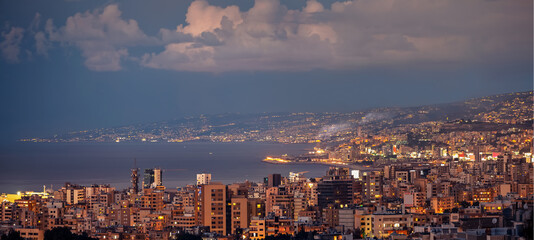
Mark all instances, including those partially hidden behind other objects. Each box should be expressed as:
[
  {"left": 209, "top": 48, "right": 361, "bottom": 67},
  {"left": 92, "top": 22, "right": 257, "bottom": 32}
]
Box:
[{"left": 0, "top": 142, "right": 330, "bottom": 193}]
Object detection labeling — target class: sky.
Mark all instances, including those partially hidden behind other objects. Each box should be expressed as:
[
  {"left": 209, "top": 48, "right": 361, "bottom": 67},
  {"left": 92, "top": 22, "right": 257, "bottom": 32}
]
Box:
[{"left": 0, "top": 0, "right": 532, "bottom": 142}]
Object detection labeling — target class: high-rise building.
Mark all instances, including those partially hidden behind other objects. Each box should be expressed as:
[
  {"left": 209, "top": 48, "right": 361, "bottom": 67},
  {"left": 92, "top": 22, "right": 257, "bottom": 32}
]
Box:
[
  {"left": 131, "top": 159, "right": 139, "bottom": 194},
  {"left": 131, "top": 168, "right": 139, "bottom": 194},
  {"left": 154, "top": 168, "right": 162, "bottom": 187},
  {"left": 64, "top": 184, "right": 85, "bottom": 205},
  {"left": 317, "top": 167, "right": 354, "bottom": 208},
  {"left": 141, "top": 188, "right": 164, "bottom": 211},
  {"left": 266, "top": 186, "right": 293, "bottom": 218},
  {"left": 268, "top": 174, "right": 281, "bottom": 188},
  {"left": 362, "top": 171, "right": 383, "bottom": 203},
  {"left": 201, "top": 183, "right": 228, "bottom": 235},
  {"left": 144, "top": 169, "right": 155, "bottom": 189},
  {"left": 197, "top": 173, "right": 212, "bottom": 185},
  {"left": 230, "top": 197, "right": 249, "bottom": 234},
  {"left": 474, "top": 146, "right": 481, "bottom": 163}
]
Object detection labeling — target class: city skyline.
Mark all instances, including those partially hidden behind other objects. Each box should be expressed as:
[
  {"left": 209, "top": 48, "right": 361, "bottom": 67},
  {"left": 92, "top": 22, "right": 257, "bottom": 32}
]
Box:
[
  {"left": 0, "top": 0, "right": 532, "bottom": 142},
  {"left": 0, "top": 1, "right": 532, "bottom": 239}
]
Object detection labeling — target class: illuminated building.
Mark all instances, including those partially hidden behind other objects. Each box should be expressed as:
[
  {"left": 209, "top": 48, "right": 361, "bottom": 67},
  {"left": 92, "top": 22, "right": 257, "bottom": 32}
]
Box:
[
  {"left": 230, "top": 197, "right": 249, "bottom": 234},
  {"left": 141, "top": 188, "right": 164, "bottom": 211},
  {"left": 317, "top": 167, "right": 354, "bottom": 208},
  {"left": 265, "top": 217, "right": 293, "bottom": 236},
  {"left": 293, "top": 192, "right": 306, "bottom": 220},
  {"left": 171, "top": 214, "right": 196, "bottom": 229},
  {"left": 362, "top": 213, "right": 413, "bottom": 239},
  {"left": 289, "top": 172, "right": 306, "bottom": 183},
  {"left": 249, "top": 198, "right": 265, "bottom": 218},
  {"left": 322, "top": 206, "right": 339, "bottom": 228},
  {"left": 430, "top": 196, "right": 454, "bottom": 214},
  {"left": 472, "top": 188, "right": 495, "bottom": 203},
  {"left": 516, "top": 184, "right": 532, "bottom": 198},
  {"left": 362, "top": 171, "right": 382, "bottom": 204},
  {"left": 266, "top": 186, "right": 293, "bottom": 218},
  {"left": 110, "top": 208, "right": 131, "bottom": 226},
  {"left": 250, "top": 218, "right": 266, "bottom": 240}
]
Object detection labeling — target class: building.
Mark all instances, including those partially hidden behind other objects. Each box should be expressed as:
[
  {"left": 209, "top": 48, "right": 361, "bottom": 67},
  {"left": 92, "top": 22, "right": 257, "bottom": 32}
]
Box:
[
  {"left": 65, "top": 185, "right": 85, "bottom": 205},
  {"left": 403, "top": 192, "right": 425, "bottom": 208},
  {"left": 15, "top": 228, "right": 44, "bottom": 240},
  {"left": 362, "top": 171, "right": 382, "bottom": 203},
  {"left": 131, "top": 167, "right": 139, "bottom": 194},
  {"left": 154, "top": 168, "right": 162, "bottom": 187},
  {"left": 265, "top": 217, "right": 293, "bottom": 236},
  {"left": 250, "top": 218, "right": 266, "bottom": 240},
  {"left": 197, "top": 173, "right": 212, "bottom": 185},
  {"left": 230, "top": 197, "right": 249, "bottom": 234},
  {"left": 338, "top": 208, "right": 355, "bottom": 231},
  {"left": 317, "top": 168, "right": 354, "bottom": 208},
  {"left": 201, "top": 183, "right": 227, "bottom": 235},
  {"left": 268, "top": 174, "right": 281, "bottom": 188},
  {"left": 144, "top": 169, "right": 155, "bottom": 189},
  {"left": 430, "top": 196, "right": 454, "bottom": 214},
  {"left": 362, "top": 213, "right": 413, "bottom": 239},
  {"left": 141, "top": 188, "right": 164, "bottom": 211},
  {"left": 266, "top": 186, "right": 293, "bottom": 218}
]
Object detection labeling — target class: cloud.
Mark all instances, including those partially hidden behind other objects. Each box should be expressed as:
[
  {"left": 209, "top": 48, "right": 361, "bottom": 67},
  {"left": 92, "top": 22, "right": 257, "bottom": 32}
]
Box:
[
  {"left": 142, "top": 0, "right": 339, "bottom": 71},
  {"left": 29, "top": 13, "right": 42, "bottom": 33},
  {"left": 4, "top": 0, "right": 531, "bottom": 72},
  {"left": 303, "top": 0, "right": 324, "bottom": 13},
  {"left": 141, "top": 0, "right": 532, "bottom": 72},
  {"left": 0, "top": 27, "right": 25, "bottom": 63},
  {"left": 26, "top": 12, "right": 51, "bottom": 57},
  {"left": 178, "top": 0, "right": 242, "bottom": 37},
  {"left": 47, "top": 4, "right": 155, "bottom": 71},
  {"left": 34, "top": 31, "right": 50, "bottom": 57}
]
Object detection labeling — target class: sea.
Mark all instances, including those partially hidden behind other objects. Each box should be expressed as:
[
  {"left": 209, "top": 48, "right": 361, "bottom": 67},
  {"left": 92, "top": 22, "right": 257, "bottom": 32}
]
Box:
[{"left": 0, "top": 142, "right": 332, "bottom": 193}]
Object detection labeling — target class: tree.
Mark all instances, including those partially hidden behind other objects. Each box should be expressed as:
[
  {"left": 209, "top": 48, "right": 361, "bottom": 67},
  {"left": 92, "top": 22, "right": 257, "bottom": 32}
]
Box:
[
  {"left": 265, "top": 234, "right": 291, "bottom": 240},
  {"left": 1, "top": 230, "right": 23, "bottom": 240},
  {"left": 352, "top": 228, "right": 362, "bottom": 239},
  {"left": 44, "top": 227, "right": 97, "bottom": 240},
  {"left": 294, "top": 229, "right": 314, "bottom": 240},
  {"left": 460, "top": 201, "right": 470, "bottom": 208},
  {"left": 174, "top": 233, "right": 202, "bottom": 240}
]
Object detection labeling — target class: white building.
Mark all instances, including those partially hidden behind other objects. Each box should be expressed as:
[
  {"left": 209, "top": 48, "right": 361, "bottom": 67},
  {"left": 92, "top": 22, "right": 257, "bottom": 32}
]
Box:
[{"left": 196, "top": 173, "right": 211, "bottom": 185}]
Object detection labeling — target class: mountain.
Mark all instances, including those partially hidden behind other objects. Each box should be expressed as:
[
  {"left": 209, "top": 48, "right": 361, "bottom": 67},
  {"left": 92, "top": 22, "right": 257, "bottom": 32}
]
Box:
[{"left": 21, "top": 91, "right": 532, "bottom": 143}]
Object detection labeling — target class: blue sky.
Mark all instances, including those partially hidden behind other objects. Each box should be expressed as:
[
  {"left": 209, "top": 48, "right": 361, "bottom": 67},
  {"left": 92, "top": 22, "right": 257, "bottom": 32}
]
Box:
[{"left": 0, "top": 0, "right": 532, "bottom": 141}]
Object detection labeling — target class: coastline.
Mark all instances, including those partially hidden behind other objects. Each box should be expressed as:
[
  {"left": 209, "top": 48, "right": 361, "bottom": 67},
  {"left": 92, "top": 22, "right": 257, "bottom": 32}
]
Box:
[{"left": 262, "top": 157, "right": 375, "bottom": 170}]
